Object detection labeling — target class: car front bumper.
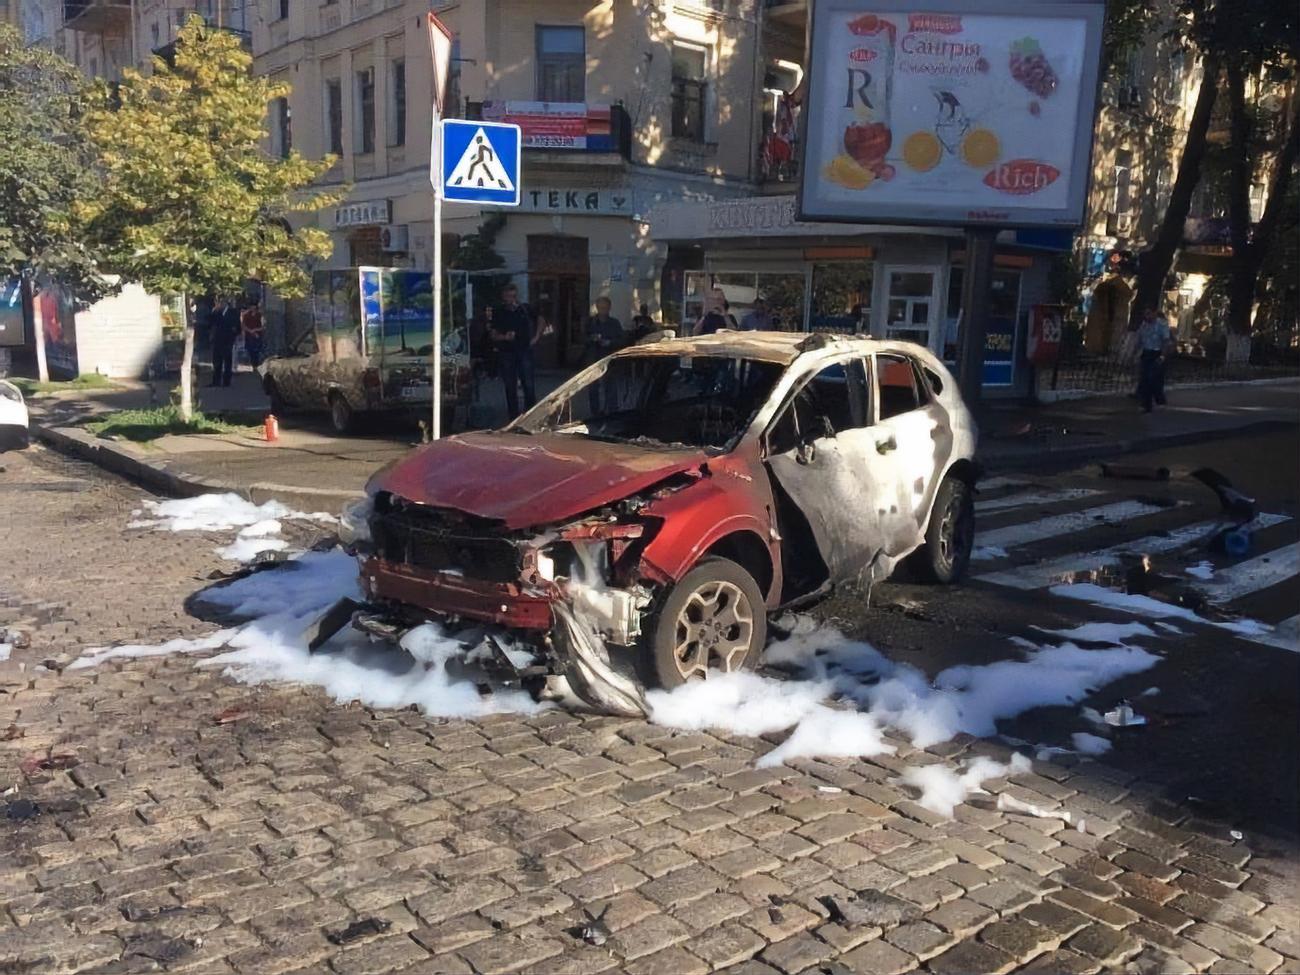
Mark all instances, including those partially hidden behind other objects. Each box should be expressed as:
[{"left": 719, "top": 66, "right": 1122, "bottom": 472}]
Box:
[{"left": 359, "top": 556, "right": 554, "bottom": 630}]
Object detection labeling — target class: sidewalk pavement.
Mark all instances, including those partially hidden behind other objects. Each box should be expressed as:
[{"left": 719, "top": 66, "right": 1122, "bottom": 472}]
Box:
[
  {"left": 978, "top": 377, "right": 1300, "bottom": 470},
  {"left": 23, "top": 368, "right": 1300, "bottom": 512}
]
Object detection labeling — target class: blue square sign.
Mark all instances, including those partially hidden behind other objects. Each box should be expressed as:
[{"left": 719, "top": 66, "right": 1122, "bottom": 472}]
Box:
[{"left": 440, "top": 119, "right": 521, "bottom": 206}]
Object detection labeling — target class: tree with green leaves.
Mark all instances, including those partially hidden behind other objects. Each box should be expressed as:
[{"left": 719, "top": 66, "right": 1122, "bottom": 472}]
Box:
[
  {"left": 76, "top": 16, "right": 343, "bottom": 418},
  {"left": 0, "top": 24, "right": 111, "bottom": 378},
  {"left": 1132, "top": 0, "right": 1298, "bottom": 355},
  {"left": 1215, "top": 1, "right": 1299, "bottom": 349}
]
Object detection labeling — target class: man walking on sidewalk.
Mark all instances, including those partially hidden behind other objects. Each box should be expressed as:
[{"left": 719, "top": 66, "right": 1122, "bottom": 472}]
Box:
[
  {"left": 1136, "top": 305, "right": 1173, "bottom": 413},
  {"left": 209, "top": 297, "right": 240, "bottom": 387}
]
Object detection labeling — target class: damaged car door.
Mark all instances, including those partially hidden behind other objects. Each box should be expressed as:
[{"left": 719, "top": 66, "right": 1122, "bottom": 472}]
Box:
[
  {"left": 871, "top": 352, "right": 953, "bottom": 558},
  {"left": 765, "top": 356, "right": 895, "bottom": 591}
]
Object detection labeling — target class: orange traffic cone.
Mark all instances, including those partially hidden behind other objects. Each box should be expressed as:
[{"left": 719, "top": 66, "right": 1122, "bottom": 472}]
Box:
[{"left": 264, "top": 414, "right": 279, "bottom": 442}]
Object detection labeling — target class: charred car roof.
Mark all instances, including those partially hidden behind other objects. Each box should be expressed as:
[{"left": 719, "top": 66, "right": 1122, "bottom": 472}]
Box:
[{"left": 608, "top": 330, "right": 934, "bottom": 366}]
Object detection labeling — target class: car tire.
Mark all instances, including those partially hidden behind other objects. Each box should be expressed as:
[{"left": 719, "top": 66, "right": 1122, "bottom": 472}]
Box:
[
  {"left": 647, "top": 557, "right": 766, "bottom": 689},
  {"left": 329, "top": 393, "right": 355, "bottom": 434},
  {"left": 911, "top": 475, "right": 974, "bottom": 584}
]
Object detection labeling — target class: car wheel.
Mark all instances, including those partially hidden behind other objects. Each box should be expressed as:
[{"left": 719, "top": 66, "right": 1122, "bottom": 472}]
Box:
[
  {"left": 648, "top": 557, "right": 766, "bottom": 689},
  {"left": 329, "top": 393, "right": 354, "bottom": 434},
  {"left": 913, "top": 475, "right": 974, "bottom": 584}
]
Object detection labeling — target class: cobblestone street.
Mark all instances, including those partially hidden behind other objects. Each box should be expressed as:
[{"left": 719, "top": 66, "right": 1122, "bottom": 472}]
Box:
[{"left": 1, "top": 444, "right": 1298, "bottom": 975}]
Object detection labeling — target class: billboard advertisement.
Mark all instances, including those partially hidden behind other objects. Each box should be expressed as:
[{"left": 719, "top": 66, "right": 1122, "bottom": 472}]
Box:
[
  {"left": 480, "top": 101, "right": 616, "bottom": 151},
  {"left": 799, "top": 0, "right": 1104, "bottom": 228}
]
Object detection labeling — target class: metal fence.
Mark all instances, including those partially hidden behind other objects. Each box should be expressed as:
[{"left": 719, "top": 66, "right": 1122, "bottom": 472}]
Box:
[{"left": 1044, "top": 325, "right": 1300, "bottom": 395}]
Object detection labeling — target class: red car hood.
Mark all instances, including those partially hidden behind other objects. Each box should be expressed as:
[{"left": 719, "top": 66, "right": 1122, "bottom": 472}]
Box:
[{"left": 368, "top": 431, "right": 708, "bottom": 529}]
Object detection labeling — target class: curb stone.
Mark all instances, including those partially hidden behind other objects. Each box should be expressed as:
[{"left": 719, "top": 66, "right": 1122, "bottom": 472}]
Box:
[
  {"left": 978, "top": 419, "right": 1296, "bottom": 473},
  {"left": 31, "top": 422, "right": 363, "bottom": 513}
]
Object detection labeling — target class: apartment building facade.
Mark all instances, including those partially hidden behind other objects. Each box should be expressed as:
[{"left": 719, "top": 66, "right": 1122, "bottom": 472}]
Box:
[
  {"left": 256, "top": 0, "right": 767, "bottom": 368},
  {"left": 17, "top": 0, "right": 249, "bottom": 77}
]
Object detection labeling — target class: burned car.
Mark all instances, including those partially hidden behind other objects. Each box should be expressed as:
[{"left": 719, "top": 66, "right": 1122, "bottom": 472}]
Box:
[{"left": 337, "top": 332, "right": 977, "bottom": 714}]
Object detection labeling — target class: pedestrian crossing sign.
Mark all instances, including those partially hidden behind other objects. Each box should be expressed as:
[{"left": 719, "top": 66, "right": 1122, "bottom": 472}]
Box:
[{"left": 439, "top": 119, "right": 521, "bottom": 206}]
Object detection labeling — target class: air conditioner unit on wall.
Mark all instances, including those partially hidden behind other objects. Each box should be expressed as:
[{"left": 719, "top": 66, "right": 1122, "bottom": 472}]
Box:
[{"left": 380, "top": 225, "right": 409, "bottom": 252}]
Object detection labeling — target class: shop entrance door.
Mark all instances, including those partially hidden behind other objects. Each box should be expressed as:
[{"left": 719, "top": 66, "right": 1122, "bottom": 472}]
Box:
[
  {"left": 883, "top": 267, "right": 941, "bottom": 354},
  {"left": 528, "top": 235, "right": 589, "bottom": 369},
  {"left": 529, "top": 274, "right": 589, "bottom": 369}
]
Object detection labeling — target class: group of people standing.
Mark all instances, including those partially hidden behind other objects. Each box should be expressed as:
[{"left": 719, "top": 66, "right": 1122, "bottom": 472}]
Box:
[
  {"left": 207, "top": 296, "right": 265, "bottom": 388},
  {"left": 476, "top": 288, "right": 663, "bottom": 420}
]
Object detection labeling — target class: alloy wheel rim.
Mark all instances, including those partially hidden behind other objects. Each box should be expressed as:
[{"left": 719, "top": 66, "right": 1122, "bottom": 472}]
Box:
[{"left": 672, "top": 580, "right": 753, "bottom": 681}]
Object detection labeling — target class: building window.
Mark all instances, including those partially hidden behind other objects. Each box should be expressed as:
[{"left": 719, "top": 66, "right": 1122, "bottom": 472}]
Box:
[
  {"left": 277, "top": 0, "right": 289, "bottom": 21},
  {"left": 355, "top": 67, "right": 375, "bottom": 155},
  {"left": 536, "top": 25, "right": 585, "bottom": 102},
  {"left": 671, "top": 44, "right": 708, "bottom": 141},
  {"left": 1111, "top": 149, "right": 1133, "bottom": 232},
  {"left": 325, "top": 78, "right": 343, "bottom": 156},
  {"left": 1249, "top": 182, "right": 1266, "bottom": 223},
  {"left": 275, "top": 96, "right": 292, "bottom": 158},
  {"left": 388, "top": 58, "right": 406, "bottom": 147},
  {"left": 446, "top": 38, "right": 462, "bottom": 116}
]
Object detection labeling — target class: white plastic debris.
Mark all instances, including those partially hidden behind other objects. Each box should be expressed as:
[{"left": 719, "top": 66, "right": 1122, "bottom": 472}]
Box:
[
  {"left": 817, "top": 786, "right": 843, "bottom": 794},
  {"left": 1229, "top": 829, "right": 1244, "bottom": 841},
  {"left": 997, "top": 792, "right": 1086, "bottom": 832},
  {"left": 1103, "top": 702, "right": 1147, "bottom": 727}
]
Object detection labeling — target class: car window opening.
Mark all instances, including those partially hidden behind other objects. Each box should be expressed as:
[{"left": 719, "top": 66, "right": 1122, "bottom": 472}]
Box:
[
  {"left": 519, "top": 354, "right": 785, "bottom": 452},
  {"left": 877, "top": 353, "right": 922, "bottom": 420},
  {"left": 767, "top": 358, "right": 871, "bottom": 455}
]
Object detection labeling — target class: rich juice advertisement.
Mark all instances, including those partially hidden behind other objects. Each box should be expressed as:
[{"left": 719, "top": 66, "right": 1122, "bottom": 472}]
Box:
[{"left": 810, "top": 10, "right": 1089, "bottom": 218}]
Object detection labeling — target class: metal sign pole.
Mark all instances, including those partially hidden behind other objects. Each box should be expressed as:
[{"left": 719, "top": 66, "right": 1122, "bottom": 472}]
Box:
[
  {"left": 958, "top": 226, "right": 998, "bottom": 406},
  {"left": 427, "top": 11, "right": 452, "bottom": 441},
  {"left": 432, "top": 174, "right": 442, "bottom": 440}
]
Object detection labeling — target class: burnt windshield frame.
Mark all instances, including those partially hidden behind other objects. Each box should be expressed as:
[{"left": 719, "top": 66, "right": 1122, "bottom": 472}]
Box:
[{"left": 517, "top": 353, "right": 785, "bottom": 454}]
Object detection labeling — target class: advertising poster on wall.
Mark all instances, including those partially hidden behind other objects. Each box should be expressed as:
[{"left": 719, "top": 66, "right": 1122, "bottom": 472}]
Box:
[
  {"left": 799, "top": 0, "right": 1104, "bottom": 228},
  {"left": 36, "top": 285, "right": 78, "bottom": 376},
  {"left": 481, "top": 102, "right": 616, "bottom": 152}
]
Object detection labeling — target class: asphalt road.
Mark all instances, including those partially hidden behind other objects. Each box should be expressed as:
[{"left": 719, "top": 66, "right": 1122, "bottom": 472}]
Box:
[
  {"left": 842, "top": 426, "right": 1300, "bottom": 840},
  {"left": 2, "top": 431, "right": 1298, "bottom": 974}
]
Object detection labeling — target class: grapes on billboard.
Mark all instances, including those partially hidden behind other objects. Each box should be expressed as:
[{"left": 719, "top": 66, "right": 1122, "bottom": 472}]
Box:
[{"left": 798, "top": 0, "right": 1105, "bottom": 228}]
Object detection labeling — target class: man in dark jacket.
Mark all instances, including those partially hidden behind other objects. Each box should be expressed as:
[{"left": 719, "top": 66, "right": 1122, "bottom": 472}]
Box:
[
  {"left": 209, "top": 298, "right": 241, "bottom": 387},
  {"left": 583, "top": 297, "right": 625, "bottom": 414},
  {"left": 491, "top": 284, "right": 540, "bottom": 420}
]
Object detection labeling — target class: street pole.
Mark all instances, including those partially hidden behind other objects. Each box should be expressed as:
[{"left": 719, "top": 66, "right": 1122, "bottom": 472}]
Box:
[
  {"left": 430, "top": 105, "right": 442, "bottom": 440},
  {"left": 957, "top": 226, "right": 997, "bottom": 407},
  {"left": 432, "top": 189, "right": 442, "bottom": 440},
  {"left": 427, "top": 11, "right": 451, "bottom": 441}
]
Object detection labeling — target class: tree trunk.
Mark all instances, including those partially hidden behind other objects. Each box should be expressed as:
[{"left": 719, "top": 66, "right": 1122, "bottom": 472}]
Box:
[
  {"left": 28, "top": 278, "right": 50, "bottom": 384},
  {"left": 1132, "top": 53, "right": 1221, "bottom": 327},
  {"left": 1224, "top": 59, "right": 1255, "bottom": 341},
  {"left": 1228, "top": 92, "right": 1300, "bottom": 348},
  {"left": 178, "top": 296, "right": 195, "bottom": 422}
]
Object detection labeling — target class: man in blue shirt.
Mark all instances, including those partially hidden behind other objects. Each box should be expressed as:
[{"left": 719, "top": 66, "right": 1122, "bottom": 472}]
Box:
[{"left": 1135, "top": 305, "right": 1173, "bottom": 413}]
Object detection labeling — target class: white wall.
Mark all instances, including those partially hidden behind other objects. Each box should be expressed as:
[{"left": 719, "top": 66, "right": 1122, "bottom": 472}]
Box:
[{"left": 73, "top": 284, "right": 164, "bottom": 378}]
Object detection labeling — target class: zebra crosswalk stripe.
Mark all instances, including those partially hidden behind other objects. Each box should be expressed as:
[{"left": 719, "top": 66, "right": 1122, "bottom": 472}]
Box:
[
  {"left": 1194, "top": 542, "right": 1300, "bottom": 603},
  {"left": 976, "top": 513, "right": 1292, "bottom": 591},
  {"left": 974, "top": 500, "right": 1178, "bottom": 551},
  {"left": 1249, "top": 615, "right": 1300, "bottom": 653},
  {"left": 974, "top": 487, "right": 1101, "bottom": 514}
]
